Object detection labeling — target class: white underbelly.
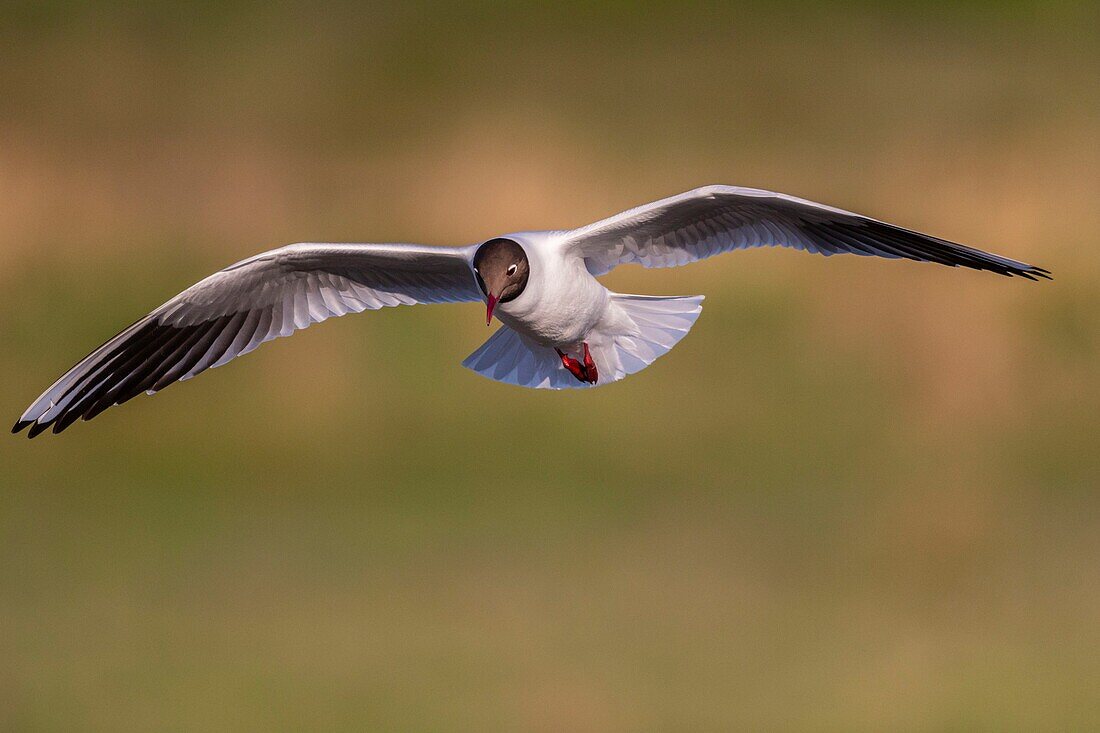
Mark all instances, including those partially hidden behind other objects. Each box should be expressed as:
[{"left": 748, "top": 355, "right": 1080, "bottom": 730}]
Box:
[{"left": 496, "top": 270, "right": 609, "bottom": 348}]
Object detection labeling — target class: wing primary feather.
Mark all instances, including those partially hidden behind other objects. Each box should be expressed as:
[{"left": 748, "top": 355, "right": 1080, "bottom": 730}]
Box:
[
  {"left": 806, "top": 221, "right": 887, "bottom": 258},
  {"left": 75, "top": 324, "right": 204, "bottom": 425},
  {"left": 25, "top": 319, "right": 157, "bottom": 428},
  {"left": 82, "top": 324, "right": 205, "bottom": 420},
  {"left": 27, "top": 420, "right": 52, "bottom": 438},
  {"left": 40, "top": 321, "right": 162, "bottom": 421},
  {"left": 47, "top": 322, "right": 183, "bottom": 432},
  {"left": 186, "top": 311, "right": 247, "bottom": 378},
  {"left": 242, "top": 307, "right": 274, "bottom": 355},
  {"left": 29, "top": 322, "right": 168, "bottom": 435},
  {"left": 213, "top": 309, "right": 261, "bottom": 368},
  {"left": 149, "top": 321, "right": 224, "bottom": 394},
  {"left": 105, "top": 323, "right": 201, "bottom": 404}
]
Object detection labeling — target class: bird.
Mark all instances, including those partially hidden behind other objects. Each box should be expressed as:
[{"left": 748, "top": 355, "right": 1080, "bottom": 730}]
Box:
[{"left": 13, "top": 185, "right": 1049, "bottom": 437}]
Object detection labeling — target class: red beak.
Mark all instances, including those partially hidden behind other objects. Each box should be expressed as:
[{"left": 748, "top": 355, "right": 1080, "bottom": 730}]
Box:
[{"left": 485, "top": 293, "right": 499, "bottom": 326}]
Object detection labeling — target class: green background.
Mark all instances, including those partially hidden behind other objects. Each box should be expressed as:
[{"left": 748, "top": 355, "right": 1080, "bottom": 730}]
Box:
[{"left": 2, "top": 2, "right": 1097, "bottom": 729}]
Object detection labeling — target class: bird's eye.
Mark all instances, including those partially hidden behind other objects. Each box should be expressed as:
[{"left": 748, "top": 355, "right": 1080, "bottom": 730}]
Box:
[{"left": 507, "top": 264, "right": 517, "bottom": 276}]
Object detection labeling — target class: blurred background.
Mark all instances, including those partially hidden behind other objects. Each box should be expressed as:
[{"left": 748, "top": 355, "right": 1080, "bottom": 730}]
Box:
[{"left": 1, "top": 1, "right": 1097, "bottom": 730}]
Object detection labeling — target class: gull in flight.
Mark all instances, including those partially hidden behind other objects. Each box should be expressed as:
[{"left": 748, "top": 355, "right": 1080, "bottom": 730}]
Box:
[{"left": 13, "top": 185, "right": 1049, "bottom": 437}]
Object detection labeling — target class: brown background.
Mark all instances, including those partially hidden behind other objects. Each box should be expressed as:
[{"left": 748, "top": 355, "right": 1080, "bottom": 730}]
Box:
[{"left": 1, "top": 2, "right": 1097, "bottom": 729}]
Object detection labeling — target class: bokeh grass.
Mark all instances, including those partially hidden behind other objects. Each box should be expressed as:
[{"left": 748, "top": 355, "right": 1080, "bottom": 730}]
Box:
[{"left": 1, "top": 1, "right": 1098, "bottom": 730}]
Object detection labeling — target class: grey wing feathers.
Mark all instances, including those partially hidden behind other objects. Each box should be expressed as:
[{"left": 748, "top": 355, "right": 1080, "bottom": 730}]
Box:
[
  {"left": 567, "top": 185, "right": 1050, "bottom": 280},
  {"left": 14, "top": 242, "right": 480, "bottom": 437}
]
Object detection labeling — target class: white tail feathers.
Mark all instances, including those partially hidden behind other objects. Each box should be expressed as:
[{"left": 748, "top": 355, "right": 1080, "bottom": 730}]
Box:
[{"left": 461, "top": 293, "right": 703, "bottom": 389}]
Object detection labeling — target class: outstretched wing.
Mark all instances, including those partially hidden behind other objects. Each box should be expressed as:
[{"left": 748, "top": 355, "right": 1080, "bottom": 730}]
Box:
[
  {"left": 14, "top": 242, "right": 480, "bottom": 437},
  {"left": 564, "top": 185, "right": 1049, "bottom": 279}
]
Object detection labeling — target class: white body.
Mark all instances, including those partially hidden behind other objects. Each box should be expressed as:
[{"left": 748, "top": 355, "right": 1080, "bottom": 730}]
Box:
[{"left": 462, "top": 231, "right": 704, "bottom": 390}]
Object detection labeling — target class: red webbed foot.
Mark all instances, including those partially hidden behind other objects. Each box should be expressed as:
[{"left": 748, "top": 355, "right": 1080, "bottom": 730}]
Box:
[
  {"left": 581, "top": 342, "right": 598, "bottom": 384},
  {"left": 556, "top": 344, "right": 598, "bottom": 384},
  {"left": 556, "top": 348, "right": 587, "bottom": 383}
]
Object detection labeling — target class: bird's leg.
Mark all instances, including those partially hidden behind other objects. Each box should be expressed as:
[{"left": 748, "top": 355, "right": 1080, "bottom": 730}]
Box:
[
  {"left": 555, "top": 344, "right": 598, "bottom": 384},
  {"left": 555, "top": 348, "right": 588, "bottom": 383},
  {"left": 581, "top": 342, "right": 598, "bottom": 384}
]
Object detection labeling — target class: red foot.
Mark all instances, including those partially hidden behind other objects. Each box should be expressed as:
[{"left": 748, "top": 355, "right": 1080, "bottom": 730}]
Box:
[
  {"left": 555, "top": 348, "right": 586, "bottom": 382},
  {"left": 582, "top": 342, "right": 598, "bottom": 384},
  {"left": 556, "top": 344, "right": 598, "bottom": 384}
]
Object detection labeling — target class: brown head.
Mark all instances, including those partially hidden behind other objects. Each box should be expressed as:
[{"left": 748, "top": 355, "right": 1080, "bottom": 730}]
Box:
[{"left": 473, "top": 238, "right": 530, "bottom": 325}]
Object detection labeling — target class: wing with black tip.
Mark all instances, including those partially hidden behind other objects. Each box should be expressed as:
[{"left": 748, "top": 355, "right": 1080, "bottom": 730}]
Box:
[{"left": 14, "top": 242, "right": 480, "bottom": 437}]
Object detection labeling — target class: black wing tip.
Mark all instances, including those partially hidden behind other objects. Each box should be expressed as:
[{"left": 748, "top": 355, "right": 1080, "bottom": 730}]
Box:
[
  {"left": 13, "top": 409, "right": 84, "bottom": 438},
  {"left": 15, "top": 409, "right": 100, "bottom": 439},
  {"left": 1004, "top": 264, "right": 1052, "bottom": 281},
  {"left": 803, "top": 219, "right": 1052, "bottom": 282}
]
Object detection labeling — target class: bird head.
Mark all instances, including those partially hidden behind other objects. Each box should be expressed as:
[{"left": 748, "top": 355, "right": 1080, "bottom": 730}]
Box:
[{"left": 473, "top": 238, "right": 530, "bottom": 325}]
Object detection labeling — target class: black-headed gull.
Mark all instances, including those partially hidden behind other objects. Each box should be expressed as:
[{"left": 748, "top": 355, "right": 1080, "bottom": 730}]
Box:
[{"left": 13, "top": 185, "right": 1048, "bottom": 437}]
